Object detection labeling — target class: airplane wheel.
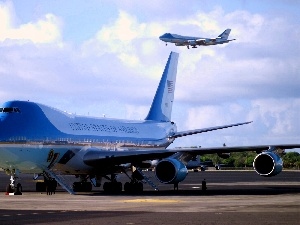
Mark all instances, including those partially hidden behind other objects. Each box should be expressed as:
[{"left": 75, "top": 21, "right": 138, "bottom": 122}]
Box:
[
  {"left": 103, "top": 182, "right": 122, "bottom": 193},
  {"left": 83, "top": 182, "right": 92, "bottom": 192},
  {"left": 73, "top": 182, "right": 92, "bottom": 192},
  {"left": 124, "top": 182, "right": 131, "bottom": 192},
  {"left": 103, "top": 182, "right": 110, "bottom": 192},
  {"left": 136, "top": 182, "right": 143, "bottom": 193},
  {"left": 73, "top": 182, "right": 82, "bottom": 192},
  {"left": 116, "top": 182, "right": 122, "bottom": 192},
  {"left": 124, "top": 182, "right": 143, "bottom": 193}
]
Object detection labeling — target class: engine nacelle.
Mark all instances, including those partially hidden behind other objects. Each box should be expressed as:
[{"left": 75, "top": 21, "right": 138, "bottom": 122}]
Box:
[
  {"left": 196, "top": 39, "right": 206, "bottom": 44},
  {"left": 175, "top": 43, "right": 185, "bottom": 46},
  {"left": 155, "top": 158, "right": 188, "bottom": 184},
  {"left": 253, "top": 152, "right": 283, "bottom": 177},
  {"left": 188, "top": 40, "right": 197, "bottom": 45}
]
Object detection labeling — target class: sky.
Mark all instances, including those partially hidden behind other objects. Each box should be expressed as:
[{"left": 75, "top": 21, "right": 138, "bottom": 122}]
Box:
[{"left": 0, "top": 0, "right": 299, "bottom": 150}]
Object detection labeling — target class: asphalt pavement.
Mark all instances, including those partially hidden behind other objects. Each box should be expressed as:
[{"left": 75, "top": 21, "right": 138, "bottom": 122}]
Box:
[{"left": 0, "top": 170, "right": 299, "bottom": 225}]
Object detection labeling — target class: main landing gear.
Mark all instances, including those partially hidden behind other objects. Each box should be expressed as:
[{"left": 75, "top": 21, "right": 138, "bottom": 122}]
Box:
[
  {"left": 124, "top": 181, "right": 143, "bottom": 193},
  {"left": 103, "top": 174, "right": 123, "bottom": 193},
  {"left": 124, "top": 169, "right": 144, "bottom": 193},
  {"left": 73, "top": 175, "right": 93, "bottom": 192},
  {"left": 102, "top": 169, "right": 146, "bottom": 194}
]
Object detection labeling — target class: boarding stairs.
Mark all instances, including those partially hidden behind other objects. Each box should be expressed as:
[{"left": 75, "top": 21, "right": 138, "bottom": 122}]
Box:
[
  {"left": 44, "top": 168, "right": 75, "bottom": 195},
  {"left": 136, "top": 167, "right": 159, "bottom": 191}
]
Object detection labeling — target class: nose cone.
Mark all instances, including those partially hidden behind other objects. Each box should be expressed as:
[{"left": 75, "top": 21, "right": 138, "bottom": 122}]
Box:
[
  {"left": 159, "top": 33, "right": 172, "bottom": 41},
  {"left": 0, "top": 102, "right": 21, "bottom": 140},
  {"left": 0, "top": 100, "right": 63, "bottom": 141}
]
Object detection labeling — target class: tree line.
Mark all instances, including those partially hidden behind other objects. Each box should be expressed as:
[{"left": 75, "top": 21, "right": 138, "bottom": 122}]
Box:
[{"left": 200, "top": 151, "right": 300, "bottom": 169}]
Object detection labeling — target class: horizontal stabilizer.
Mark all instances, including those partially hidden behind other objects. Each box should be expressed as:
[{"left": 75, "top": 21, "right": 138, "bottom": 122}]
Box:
[{"left": 170, "top": 121, "right": 252, "bottom": 138}]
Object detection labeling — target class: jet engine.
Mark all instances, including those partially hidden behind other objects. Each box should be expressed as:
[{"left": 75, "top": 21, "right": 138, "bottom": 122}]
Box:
[
  {"left": 196, "top": 39, "right": 206, "bottom": 44},
  {"left": 253, "top": 152, "right": 283, "bottom": 177},
  {"left": 188, "top": 40, "right": 197, "bottom": 46},
  {"left": 155, "top": 158, "right": 188, "bottom": 184}
]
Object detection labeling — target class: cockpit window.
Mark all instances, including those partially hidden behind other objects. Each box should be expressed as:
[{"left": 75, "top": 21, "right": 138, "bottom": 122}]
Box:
[{"left": 0, "top": 107, "right": 21, "bottom": 113}]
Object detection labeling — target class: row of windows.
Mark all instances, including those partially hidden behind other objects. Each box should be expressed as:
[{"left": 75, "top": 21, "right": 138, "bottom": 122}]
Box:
[
  {"left": 69, "top": 123, "right": 139, "bottom": 134},
  {"left": 0, "top": 107, "right": 21, "bottom": 113},
  {"left": 5, "top": 138, "right": 157, "bottom": 147}
]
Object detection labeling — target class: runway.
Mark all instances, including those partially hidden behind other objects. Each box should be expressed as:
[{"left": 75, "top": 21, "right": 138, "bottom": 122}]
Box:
[{"left": 0, "top": 170, "right": 300, "bottom": 224}]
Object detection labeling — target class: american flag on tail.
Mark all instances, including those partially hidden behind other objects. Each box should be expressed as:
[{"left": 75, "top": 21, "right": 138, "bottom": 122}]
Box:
[{"left": 167, "top": 80, "right": 174, "bottom": 93}]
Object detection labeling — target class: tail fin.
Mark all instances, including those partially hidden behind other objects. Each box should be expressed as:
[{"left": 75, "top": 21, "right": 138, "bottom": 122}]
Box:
[
  {"left": 218, "top": 29, "right": 231, "bottom": 40},
  {"left": 145, "top": 52, "right": 179, "bottom": 122}
]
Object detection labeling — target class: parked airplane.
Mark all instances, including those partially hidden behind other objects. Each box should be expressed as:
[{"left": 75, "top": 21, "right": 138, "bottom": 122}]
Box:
[
  {"left": 186, "top": 155, "right": 214, "bottom": 171},
  {"left": 159, "top": 29, "right": 236, "bottom": 49},
  {"left": 0, "top": 52, "right": 299, "bottom": 195}
]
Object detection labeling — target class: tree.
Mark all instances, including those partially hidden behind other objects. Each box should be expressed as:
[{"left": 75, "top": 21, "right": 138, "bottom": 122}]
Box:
[{"left": 283, "top": 152, "right": 300, "bottom": 169}]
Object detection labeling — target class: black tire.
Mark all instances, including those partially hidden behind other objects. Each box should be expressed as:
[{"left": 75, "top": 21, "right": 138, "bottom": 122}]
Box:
[
  {"left": 137, "top": 182, "right": 143, "bottom": 192},
  {"left": 73, "top": 182, "right": 80, "bottom": 192},
  {"left": 124, "top": 182, "right": 131, "bottom": 192},
  {"left": 103, "top": 182, "right": 111, "bottom": 192},
  {"left": 83, "top": 182, "right": 92, "bottom": 192},
  {"left": 116, "top": 182, "right": 122, "bottom": 192}
]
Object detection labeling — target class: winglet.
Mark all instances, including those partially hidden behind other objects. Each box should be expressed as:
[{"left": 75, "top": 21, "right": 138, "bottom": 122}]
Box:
[{"left": 145, "top": 52, "right": 179, "bottom": 122}]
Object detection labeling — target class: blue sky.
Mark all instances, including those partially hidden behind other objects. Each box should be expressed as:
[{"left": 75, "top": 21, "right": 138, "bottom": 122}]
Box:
[{"left": 0, "top": 0, "right": 299, "bottom": 150}]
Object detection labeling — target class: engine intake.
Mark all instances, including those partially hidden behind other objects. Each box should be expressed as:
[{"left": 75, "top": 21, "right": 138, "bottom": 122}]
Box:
[
  {"left": 155, "top": 158, "right": 188, "bottom": 184},
  {"left": 253, "top": 152, "right": 283, "bottom": 177}
]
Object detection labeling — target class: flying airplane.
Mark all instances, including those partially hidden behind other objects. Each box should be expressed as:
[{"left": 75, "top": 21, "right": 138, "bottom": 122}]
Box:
[
  {"left": 0, "top": 52, "right": 299, "bottom": 195},
  {"left": 159, "top": 29, "right": 236, "bottom": 49}
]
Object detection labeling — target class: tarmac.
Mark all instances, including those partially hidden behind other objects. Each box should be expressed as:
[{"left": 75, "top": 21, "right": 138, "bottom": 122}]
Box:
[{"left": 0, "top": 170, "right": 300, "bottom": 225}]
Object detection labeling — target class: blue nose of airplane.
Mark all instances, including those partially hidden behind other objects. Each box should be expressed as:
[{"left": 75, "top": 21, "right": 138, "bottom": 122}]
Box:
[{"left": 159, "top": 33, "right": 173, "bottom": 41}]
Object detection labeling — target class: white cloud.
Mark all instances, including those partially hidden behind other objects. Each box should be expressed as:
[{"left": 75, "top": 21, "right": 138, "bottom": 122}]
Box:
[
  {"left": 0, "top": 2, "right": 62, "bottom": 44},
  {"left": 81, "top": 10, "right": 166, "bottom": 80},
  {"left": 250, "top": 99, "right": 300, "bottom": 135}
]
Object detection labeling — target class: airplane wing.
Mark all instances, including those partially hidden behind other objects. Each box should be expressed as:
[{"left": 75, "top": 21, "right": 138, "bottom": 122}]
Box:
[
  {"left": 83, "top": 144, "right": 300, "bottom": 168},
  {"left": 170, "top": 121, "right": 252, "bottom": 138},
  {"left": 174, "top": 144, "right": 300, "bottom": 154},
  {"left": 83, "top": 149, "right": 174, "bottom": 168}
]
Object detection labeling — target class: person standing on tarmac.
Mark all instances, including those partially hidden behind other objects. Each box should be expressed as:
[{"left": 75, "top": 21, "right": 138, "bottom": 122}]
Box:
[{"left": 202, "top": 179, "right": 207, "bottom": 192}]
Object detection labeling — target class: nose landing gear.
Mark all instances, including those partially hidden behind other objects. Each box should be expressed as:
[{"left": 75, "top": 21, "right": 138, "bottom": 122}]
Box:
[{"left": 5, "top": 169, "right": 22, "bottom": 195}]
